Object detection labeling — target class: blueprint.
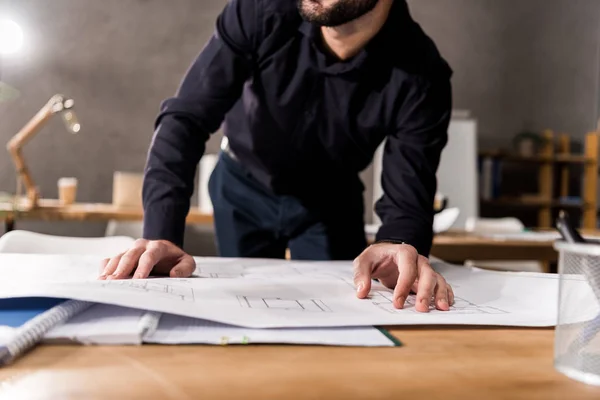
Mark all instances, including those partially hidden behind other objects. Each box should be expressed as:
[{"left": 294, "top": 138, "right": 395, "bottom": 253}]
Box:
[{"left": 0, "top": 254, "right": 598, "bottom": 328}]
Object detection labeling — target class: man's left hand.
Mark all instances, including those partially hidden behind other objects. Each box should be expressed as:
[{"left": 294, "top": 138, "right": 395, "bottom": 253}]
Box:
[{"left": 353, "top": 242, "right": 454, "bottom": 312}]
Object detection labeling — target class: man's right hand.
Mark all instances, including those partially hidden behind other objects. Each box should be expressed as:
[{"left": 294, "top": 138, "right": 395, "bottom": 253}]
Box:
[{"left": 99, "top": 239, "right": 196, "bottom": 280}]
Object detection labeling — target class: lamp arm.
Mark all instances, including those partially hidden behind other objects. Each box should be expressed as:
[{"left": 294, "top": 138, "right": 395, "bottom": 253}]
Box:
[{"left": 6, "top": 94, "right": 69, "bottom": 207}]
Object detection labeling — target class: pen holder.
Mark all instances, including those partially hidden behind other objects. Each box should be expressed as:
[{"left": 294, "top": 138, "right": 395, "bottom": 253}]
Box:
[{"left": 553, "top": 241, "right": 600, "bottom": 386}]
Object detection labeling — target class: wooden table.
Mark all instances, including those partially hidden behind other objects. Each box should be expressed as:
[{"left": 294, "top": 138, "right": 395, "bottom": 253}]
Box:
[
  {"left": 430, "top": 231, "right": 559, "bottom": 264},
  {"left": 1, "top": 327, "right": 599, "bottom": 399},
  {"left": 0, "top": 199, "right": 213, "bottom": 231}
]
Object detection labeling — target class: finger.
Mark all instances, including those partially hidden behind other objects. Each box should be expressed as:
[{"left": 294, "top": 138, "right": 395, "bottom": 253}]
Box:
[
  {"left": 353, "top": 252, "right": 375, "bottom": 299},
  {"left": 411, "top": 278, "right": 420, "bottom": 294},
  {"left": 169, "top": 255, "right": 196, "bottom": 278},
  {"left": 134, "top": 244, "right": 167, "bottom": 279},
  {"left": 414, "top": 259, "right": 437, "bottom": 313},
  {"left": 101, "top": 254, "right": 123, "bottom": 280},
  {"left": 98, "top": 258, "right": 109, "bottom": 278},
  {"left": 433, "top": 275, "right": 450, "bottom": 311},
  {"left": 448, "top": 284, "right": 455, "bottom": 306},
  {"left": 113, "top": 245, "right": 147, "bottom": 279},
  {"left": 391, "top": 245, "right": 418, "bottom": 309},
  {"left": 371, "top": 260, "right": 399, "bottom": 290}
]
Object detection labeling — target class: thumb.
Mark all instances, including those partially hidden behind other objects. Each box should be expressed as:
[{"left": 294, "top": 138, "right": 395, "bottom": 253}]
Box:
[
  {"left": 353, "top": 253, "right": 373, "bottom": 299},
  {"left": 169, "top": 255, "right": 196, "bottom": 278}
]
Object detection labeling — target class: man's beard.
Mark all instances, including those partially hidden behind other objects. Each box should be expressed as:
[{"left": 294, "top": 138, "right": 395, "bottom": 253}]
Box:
[{"left": 297, "top": 0, "right": 380, "bottom": 27}]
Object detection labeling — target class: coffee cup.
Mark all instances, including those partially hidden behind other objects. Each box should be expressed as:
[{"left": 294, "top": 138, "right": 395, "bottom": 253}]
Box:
[{"left": 58, "top": 177, "right": 78, "bottom": 205}]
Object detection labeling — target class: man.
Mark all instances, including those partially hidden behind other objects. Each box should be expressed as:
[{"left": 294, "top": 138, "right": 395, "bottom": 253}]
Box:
[{"left": 101, "top": 0, "right": 455, "bottom": 313}]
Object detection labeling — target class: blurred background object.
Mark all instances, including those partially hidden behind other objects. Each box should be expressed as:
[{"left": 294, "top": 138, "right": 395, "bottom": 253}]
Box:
[
  {"left": 0, "top": 16, "right": 22, "bottom": 102},
  {"left": 512, "top": 131, "right": 548, "bottom": 157},
  {"left": 6, "top": 94, "right": 81, "bottom": 209},
  {"left": 112, "top": 172, "right": 143, "bottom": 208},
  {"left": 0, "top": 18, "right": 23, "bottom": 55}
]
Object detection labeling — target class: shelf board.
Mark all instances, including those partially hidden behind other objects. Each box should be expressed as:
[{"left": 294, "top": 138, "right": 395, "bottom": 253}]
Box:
[
  {"left": 481, "top": 198, "right": 590, "bottom": 208},
  {"left": 478, "top": 151, "right": 594, "bottom": 164},
  {"left": 554, "top": 154, "right": 593, "bottom": 163}
]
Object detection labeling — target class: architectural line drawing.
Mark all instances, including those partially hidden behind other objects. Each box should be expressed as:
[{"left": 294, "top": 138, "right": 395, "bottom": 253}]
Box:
[
  {"left": 205, "top": 272, "right": 244, "bottom": 279},
  {"left": 100, "top": 280, "right": 195, "bottom": 302},
  {"left": 197, "top": 266, "right": 356, "bottom": 285},
  {"left": 369, "top": 291, "right": 508, "bottom": 314},
  {"left": 237, "top": 296, "right": 332, "bottom": 312}
]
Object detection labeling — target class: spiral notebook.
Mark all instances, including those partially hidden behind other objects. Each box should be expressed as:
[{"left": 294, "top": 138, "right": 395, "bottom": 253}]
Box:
[
  {"left": 0, "top": 297, "right": 67, "bottom": 328},
  {"left": 0, "top": 300, "right": 161, "bottom": 348},
  {"left": 0, "top": 298, "right": 93, "bottom": 366},
  {"left": 0, "top": 297, "right": 67, "bottom": 345}
]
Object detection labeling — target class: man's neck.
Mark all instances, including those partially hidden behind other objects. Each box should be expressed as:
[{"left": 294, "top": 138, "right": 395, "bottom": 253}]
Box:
[{"left": 320, "top": 0, "right": 394, "bottom": 61}]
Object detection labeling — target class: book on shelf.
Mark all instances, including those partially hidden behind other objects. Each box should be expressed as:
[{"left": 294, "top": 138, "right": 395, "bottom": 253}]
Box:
[{"left": 479, "top": 156, "right": 502, "bottom": 200}]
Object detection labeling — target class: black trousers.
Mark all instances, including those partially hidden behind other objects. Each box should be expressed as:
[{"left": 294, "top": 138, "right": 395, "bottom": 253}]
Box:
[{"left": 208, "top": 151, "right": 367, "bottom": 260}]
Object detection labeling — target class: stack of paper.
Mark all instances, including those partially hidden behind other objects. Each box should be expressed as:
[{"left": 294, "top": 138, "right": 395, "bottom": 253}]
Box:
[
  {"left": 146, "top": 313, "right": 397, "bottom": 346},
  {"left": 44, "top": 305, "right": 150, "bottom": 345},
  {"left": 0, "top": 304, "right": 396, "bottom": 347}
]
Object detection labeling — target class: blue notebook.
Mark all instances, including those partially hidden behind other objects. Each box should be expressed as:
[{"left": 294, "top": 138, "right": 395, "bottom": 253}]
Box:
[
  {"left": 0, "top": 297, "right": 92, "bottom": 366},
  {"left": 0, "top": 297, "right": 67, "bottom": 328}
]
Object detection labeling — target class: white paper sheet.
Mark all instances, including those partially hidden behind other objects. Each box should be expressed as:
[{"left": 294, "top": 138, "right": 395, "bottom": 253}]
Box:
[
  {"left": 44, "top": 304, "right": 148, "bottom": 344},
  {"left": 0, "top": 254, "right": 598, "bottom": 328},
  {"left": 145, "top": 314, "right": 395, "bottom": 347}
]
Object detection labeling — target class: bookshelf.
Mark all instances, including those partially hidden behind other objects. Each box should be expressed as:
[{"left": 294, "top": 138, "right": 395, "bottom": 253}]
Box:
[{"left": 478, "top": 130, "right": 600, "bottom": 229}]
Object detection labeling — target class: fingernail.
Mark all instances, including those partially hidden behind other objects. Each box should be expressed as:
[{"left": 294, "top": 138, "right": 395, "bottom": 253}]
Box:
[
  {"left": 396, "top": 296, "right": 405, "bottom": 308},
  {"left": 134, "top": 273, "right": 142, "bottom": 279},
  {"left": 106, "top": 275, "right": 115, "bottom": 280},
  {"left": 356, "top": 283, "right": 363, "bottom": 293},
  {"left": 173, "top": 269, "right": 181, "bottom": 277},
  {"left": 439, "top": 298, "right": 448, "bottom": 304}
]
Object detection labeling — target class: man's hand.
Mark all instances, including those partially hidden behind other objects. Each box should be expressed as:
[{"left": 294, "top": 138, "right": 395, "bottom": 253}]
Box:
[
  {"left": 99, "top": 239, "right": 196, "bottom": 280},
  {"left": 353, "top": 242, "right": 454, "bottom": 312}
]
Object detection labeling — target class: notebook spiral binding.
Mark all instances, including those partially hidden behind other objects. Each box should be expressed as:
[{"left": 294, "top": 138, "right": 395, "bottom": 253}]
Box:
[{"left": 1, "top": 299, "right": 93, "bottom": 366}]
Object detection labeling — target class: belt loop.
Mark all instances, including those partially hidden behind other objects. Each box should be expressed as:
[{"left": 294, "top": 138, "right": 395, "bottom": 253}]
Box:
[
  {"left": 220, "top": 136, "right": 238, "bottom": 161},
  {"left": 220, "top": 136, "right": 229, "bottom": 152}
]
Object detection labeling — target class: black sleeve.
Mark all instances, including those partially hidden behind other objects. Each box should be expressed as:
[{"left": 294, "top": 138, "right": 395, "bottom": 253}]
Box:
[
  {"left": 374, "top": 77, "right": 452, "bottom": 257},
  {"left": 142, "top": 0, "right": 261, "bottom": 247}
]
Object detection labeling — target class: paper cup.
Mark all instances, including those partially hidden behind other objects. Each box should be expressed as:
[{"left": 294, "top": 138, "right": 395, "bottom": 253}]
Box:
[{"left": 58, "top": 177, "right": 78, "bottom": 205}]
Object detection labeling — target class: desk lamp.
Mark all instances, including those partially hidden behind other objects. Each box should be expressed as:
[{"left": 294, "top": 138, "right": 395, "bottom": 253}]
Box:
[{"left": 6, "top": 94, "right": 81, "bottom": 209}]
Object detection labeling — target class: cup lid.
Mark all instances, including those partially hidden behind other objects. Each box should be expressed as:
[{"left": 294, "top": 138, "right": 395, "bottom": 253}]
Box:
[{"left": 58, "top": 177, "right": 78, "bottom": 185}]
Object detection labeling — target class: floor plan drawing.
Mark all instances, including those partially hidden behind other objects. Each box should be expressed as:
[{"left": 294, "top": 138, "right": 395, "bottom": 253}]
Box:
[
  {"left": 237, "top": 296, "right": 332, "bottom": 312},
  {"left": 369, "top": 291, "right": 508, "bottom": 314},
  {"left": 2, "top": 253, "right": 580, "bottom": 329},
  {"left": 203, "top": 272, "right": 245, "bottom": 279},
  {"left": 100, "top": 280, "right": 195, "bottom": 302},
  {"left": 195, "top": 264, "right": 357, "bottom": 285}
]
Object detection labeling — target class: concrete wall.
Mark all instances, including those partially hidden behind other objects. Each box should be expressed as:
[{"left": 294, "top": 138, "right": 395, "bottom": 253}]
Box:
[
  {"left": 1, "top": 0, "right": 599, "bottom": 249},
  {"left": 0, "top": 0, "right": 229, "bottom": 254},
  {"left": 407, "top": 0, "right": 600, "bottom": 149}
]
